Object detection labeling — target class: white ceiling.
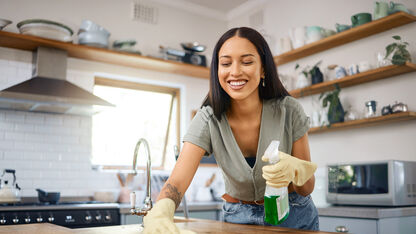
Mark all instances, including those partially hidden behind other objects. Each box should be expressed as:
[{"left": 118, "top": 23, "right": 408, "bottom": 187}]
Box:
[
  {"left": 153, "top": 0, "right": 263, "bottom": 20},
  {"left": 181, "top": 0, "right": 250, "bottom": 13}
]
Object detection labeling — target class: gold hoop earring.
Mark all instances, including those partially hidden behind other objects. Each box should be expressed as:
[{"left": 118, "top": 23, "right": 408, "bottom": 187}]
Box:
[{"left": 262, "top": 78, "right": 266, "bottom": 87}]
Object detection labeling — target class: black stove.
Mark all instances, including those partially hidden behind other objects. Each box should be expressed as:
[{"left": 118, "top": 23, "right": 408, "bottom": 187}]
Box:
[{"left": 0, "top": 201, "right": 120, "bottom": 228}]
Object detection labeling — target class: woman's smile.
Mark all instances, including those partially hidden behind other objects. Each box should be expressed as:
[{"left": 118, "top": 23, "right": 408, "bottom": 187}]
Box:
[{"left": 227, "top": 79, "right": 248, "bottom": 90}]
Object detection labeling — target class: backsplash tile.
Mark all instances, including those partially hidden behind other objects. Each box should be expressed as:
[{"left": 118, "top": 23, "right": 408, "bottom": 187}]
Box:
[{"left": 0, "top": 109, "right": 119, "bottom": 197}]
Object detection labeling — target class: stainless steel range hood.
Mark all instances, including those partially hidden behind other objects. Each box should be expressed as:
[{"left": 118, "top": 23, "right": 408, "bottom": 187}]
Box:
[{"left": 0, "top": 47, "right": 114, "bottom": 116}]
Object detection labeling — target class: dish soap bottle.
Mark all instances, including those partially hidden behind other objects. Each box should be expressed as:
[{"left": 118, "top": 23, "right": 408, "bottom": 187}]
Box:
[{"left": 263, "top": 140, "right": 289, "bottom": 225}]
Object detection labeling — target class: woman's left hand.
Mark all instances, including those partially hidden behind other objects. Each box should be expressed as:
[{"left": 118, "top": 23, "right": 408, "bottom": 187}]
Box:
[{"left": 262, "top": 152, "right": 317, "bottom": 188}]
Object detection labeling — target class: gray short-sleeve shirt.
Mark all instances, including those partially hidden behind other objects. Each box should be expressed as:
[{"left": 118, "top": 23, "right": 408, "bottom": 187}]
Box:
[{"left": 182, "top": 96, "right": 310, "bottom": 201}]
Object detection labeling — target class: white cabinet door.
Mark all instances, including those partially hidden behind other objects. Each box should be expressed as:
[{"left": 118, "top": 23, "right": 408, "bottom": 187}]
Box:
[{"left": 319, "top": 216, "right": 377, "bottom": 234}]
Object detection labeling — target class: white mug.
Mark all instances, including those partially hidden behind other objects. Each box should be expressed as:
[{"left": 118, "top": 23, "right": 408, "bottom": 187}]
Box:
[
  {"left": 277, "top": 36, "right": 293, "bottom": 54},
  {"left": 359, "top": 61, "right": 371, "bottom": 72},
  {"left": 289, "top": 27, "right": 306, "bottom": 49}
]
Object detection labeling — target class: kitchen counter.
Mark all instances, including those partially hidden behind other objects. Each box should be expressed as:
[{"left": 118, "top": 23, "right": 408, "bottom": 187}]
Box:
[
  {"left": 317, "top": 205, "right": 416, "bottom": 219},
  {"left": 0, "top": 218, "right": 336, "bottom": 234},
  {"left": 119, "top": 201, "right": 222, "bottom": 214}
]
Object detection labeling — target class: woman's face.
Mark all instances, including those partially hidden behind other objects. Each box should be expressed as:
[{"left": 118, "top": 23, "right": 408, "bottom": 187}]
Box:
[{"left": 218, "top": 36, "right": 263, "bottom": 102}]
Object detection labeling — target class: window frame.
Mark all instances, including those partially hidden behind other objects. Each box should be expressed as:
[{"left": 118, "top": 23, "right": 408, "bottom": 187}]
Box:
[{"left": 93, "top": 76, "right": 181, "bottom": 171}]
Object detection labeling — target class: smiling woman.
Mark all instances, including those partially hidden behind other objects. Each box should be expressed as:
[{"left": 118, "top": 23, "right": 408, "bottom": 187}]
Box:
[{"left": 90, "top": 77, "right": 180, "bottom": 170}]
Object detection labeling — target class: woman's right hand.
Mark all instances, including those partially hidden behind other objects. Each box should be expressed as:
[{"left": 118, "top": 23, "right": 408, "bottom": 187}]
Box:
[
  {"left": 143, "top": 198, "right": 179, "bottom": 234},
  {"left": 143, "top": 198, "right": 195, "bottom": 234}
]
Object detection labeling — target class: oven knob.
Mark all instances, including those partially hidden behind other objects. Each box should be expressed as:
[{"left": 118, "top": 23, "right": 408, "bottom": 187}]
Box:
[
  {"left": 36, "top": 217, "right": 43, "bottom": 223},
  {"left": 48, "top": 216, "right": 55, "bottom": 222},
  {"left": 105, "top": 215, "right": 111, "bottom": 221},
  {"left": 0, "top": 219, "right": 6, "bottom": 224},
  {"left": 95, "top": 215, "right": 102, "bottom": 221},
  {"left": 25, "top": 217, "right": 31, "bottom": 223},
  {"left": 85, "top": 215, "right": 92, "bottom": 221},
  {"left": 13, "top": 218, "right": 19, "bottom": 224}
]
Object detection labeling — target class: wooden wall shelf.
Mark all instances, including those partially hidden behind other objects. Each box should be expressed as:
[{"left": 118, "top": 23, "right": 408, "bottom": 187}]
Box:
[
  {"left": 0, "top": 31, "right": 210, "bottom": 79},
  {"left": 290, "top": 62, "right": 416, "bottom": 98},
  {"left": 309, "top": 112, "right": 416, "bottom": 134},
  {"left": 274, "top": 12, "right": 416, "bottom": 66}
]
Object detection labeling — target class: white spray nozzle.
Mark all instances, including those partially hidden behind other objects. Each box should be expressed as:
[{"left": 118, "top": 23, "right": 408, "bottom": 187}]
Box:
[{"left": 264, "top": 140, "right": 280, "bottom": 164}]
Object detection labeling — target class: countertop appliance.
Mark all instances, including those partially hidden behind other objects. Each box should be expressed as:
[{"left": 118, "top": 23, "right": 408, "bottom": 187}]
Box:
[
  {"left": 326, "top": 160, "right": 416, "bottom": 206},
  {"left": 0, "top": 201, "right": 120, "bottom": 228},
  {"left": 0, "top": 169, "right": 21, "bottom": 203}
]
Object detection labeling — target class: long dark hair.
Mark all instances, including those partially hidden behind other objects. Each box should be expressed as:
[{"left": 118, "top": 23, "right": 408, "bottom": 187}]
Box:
[{"left": 202, "top": 27, "right": 290, "bottom": 120}]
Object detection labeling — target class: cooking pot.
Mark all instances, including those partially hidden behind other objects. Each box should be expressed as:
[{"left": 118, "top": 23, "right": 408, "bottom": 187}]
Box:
[
  {"left": 181, "top": 42, "right": 206, "bottom": 53},
  {"left": 36, "top": 188, "right": 60, "bottom": 204}
]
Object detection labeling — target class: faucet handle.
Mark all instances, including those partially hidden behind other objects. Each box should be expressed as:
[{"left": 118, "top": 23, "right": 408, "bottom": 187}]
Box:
[{"left": 130, "top": 191, "right": 136, "bottom": 208}]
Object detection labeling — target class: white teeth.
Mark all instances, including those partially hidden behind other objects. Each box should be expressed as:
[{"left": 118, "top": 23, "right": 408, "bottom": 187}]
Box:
[{"left": 229, "top": 80, "right": 247, "bottom": 86}]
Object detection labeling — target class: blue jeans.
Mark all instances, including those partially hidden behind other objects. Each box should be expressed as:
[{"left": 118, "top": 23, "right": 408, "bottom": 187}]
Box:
[{"left": 222, "top": 192, "right": 319, "bottom": 231}]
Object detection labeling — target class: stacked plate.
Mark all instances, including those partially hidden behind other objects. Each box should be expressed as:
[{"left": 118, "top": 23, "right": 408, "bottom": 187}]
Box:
[{"left": 17, "top": 19, "right": 73, "bottom": 42}]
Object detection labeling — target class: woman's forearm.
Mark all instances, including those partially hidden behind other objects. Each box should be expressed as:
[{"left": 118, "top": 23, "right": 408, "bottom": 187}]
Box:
[
  {"left": 157, "top": 181, "right": 183, "bottom": 209},
  {"left": 155, "top": 142, "right": 205, "bottom": 209},
  {"left": 293, "top": 175, "right": 315, "bottom": 196}
]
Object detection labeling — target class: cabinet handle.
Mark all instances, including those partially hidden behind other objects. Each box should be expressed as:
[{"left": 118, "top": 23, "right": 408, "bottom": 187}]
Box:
[{"left": 335, "top": 226, "right": 349, "bottom": 233}]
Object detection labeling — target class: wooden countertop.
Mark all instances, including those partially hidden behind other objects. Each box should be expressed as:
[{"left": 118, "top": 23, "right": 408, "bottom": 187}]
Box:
[{"left": 0, "top": 218, "right": 336, "bottom": 234}]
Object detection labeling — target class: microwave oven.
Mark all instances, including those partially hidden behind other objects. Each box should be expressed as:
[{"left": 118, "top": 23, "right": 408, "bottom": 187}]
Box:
[{"left": 326, "top": 160, "right": 416, "bottom": 206}]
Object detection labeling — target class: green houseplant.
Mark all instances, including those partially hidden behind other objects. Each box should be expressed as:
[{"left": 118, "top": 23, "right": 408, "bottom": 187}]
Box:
[
  {"left": 385, "top": 35, "right": 412, "bottom": 65},
  {"left": 319, "top": 85, "right": 344, "bottom": 124}
]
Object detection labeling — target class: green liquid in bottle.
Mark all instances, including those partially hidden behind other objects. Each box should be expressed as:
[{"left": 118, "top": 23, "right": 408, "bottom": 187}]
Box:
[{"left": 264, "top": 194, "right": 289, "bottom": 225}]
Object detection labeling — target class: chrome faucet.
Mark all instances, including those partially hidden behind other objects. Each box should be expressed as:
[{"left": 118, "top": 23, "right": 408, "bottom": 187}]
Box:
[{"left": 130, "top": 138, "right": 152, "bottom": 217}]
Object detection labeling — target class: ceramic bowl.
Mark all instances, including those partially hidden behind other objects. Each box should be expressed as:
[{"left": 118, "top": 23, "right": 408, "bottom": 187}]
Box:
[
  {"left": 335, "top": 23, "right": 351, "bottom": 33},
  {"left": 78, "top": 19, "right": 110, "bottom": 36},
  {"left": 78, "top": 31, "right": 109, "bottom": 48},
  {"left": 17, "top": 19, "right": 73, "bottom": 42},
  {"left": 0, "top": 18, "right": 12, "bottom": 30}
]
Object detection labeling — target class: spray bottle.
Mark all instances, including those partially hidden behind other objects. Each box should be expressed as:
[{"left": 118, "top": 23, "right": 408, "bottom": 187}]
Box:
[{"left": 263, "top": 140, "right": 289, "bottom": 225}]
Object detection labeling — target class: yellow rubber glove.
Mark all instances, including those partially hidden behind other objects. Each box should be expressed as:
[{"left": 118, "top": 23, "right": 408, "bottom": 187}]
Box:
[
  {"left": 143, "top": 198, "right": 196, "bottom": 234},
  {"left": 262, "top": 151, "right": 317, "bottom": 188}
]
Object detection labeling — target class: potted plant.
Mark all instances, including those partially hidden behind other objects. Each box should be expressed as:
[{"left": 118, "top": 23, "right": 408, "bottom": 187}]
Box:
[
  {"left": 319, "top": 84, "right": 344, "bottom": 124},
  {"left": 385, "top": 35, "right": 412, "bottom": 65},
  {"left": 295, "top": 60, "right": 323, "bottom": 85}
]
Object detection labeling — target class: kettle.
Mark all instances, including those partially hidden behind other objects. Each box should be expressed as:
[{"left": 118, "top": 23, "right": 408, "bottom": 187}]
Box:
[{"left": 0, "top": 169, "right": 21, "bottom": 203}]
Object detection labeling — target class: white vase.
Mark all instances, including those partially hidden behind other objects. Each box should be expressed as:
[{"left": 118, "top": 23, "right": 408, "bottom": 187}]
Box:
[{"left": 295, "top": 72, "right": 310, "bottom": 89}]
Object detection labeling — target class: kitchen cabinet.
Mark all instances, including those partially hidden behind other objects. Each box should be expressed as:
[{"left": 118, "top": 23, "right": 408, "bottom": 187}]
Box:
[
  {"left": 319, "top": 216, "right": 416, "bottom": 234},
  {"left": 318, "top": 205, "right": 416, "bottom": 233},
  {"left": 273, "top": 12, "right": 416, "bottom": 65},
  {"left": 0, "top": 31, "right": 209, "bottom": 79},
  {"left": 319, "top": 216, "right": 377, "bottom": 234}
]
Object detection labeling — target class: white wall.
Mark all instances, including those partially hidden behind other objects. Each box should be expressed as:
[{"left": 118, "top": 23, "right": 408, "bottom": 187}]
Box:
[
  {"left": 0, "top": 0, "right": 222, "bottom": 198},
  {"left": 229, "top": 0, "right": 416, "bottom": 166}
]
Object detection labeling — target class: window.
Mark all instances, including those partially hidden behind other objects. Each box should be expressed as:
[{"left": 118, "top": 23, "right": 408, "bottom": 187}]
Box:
[{"left": 91, "top": 77, "right": 180, "bottom": 170}]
